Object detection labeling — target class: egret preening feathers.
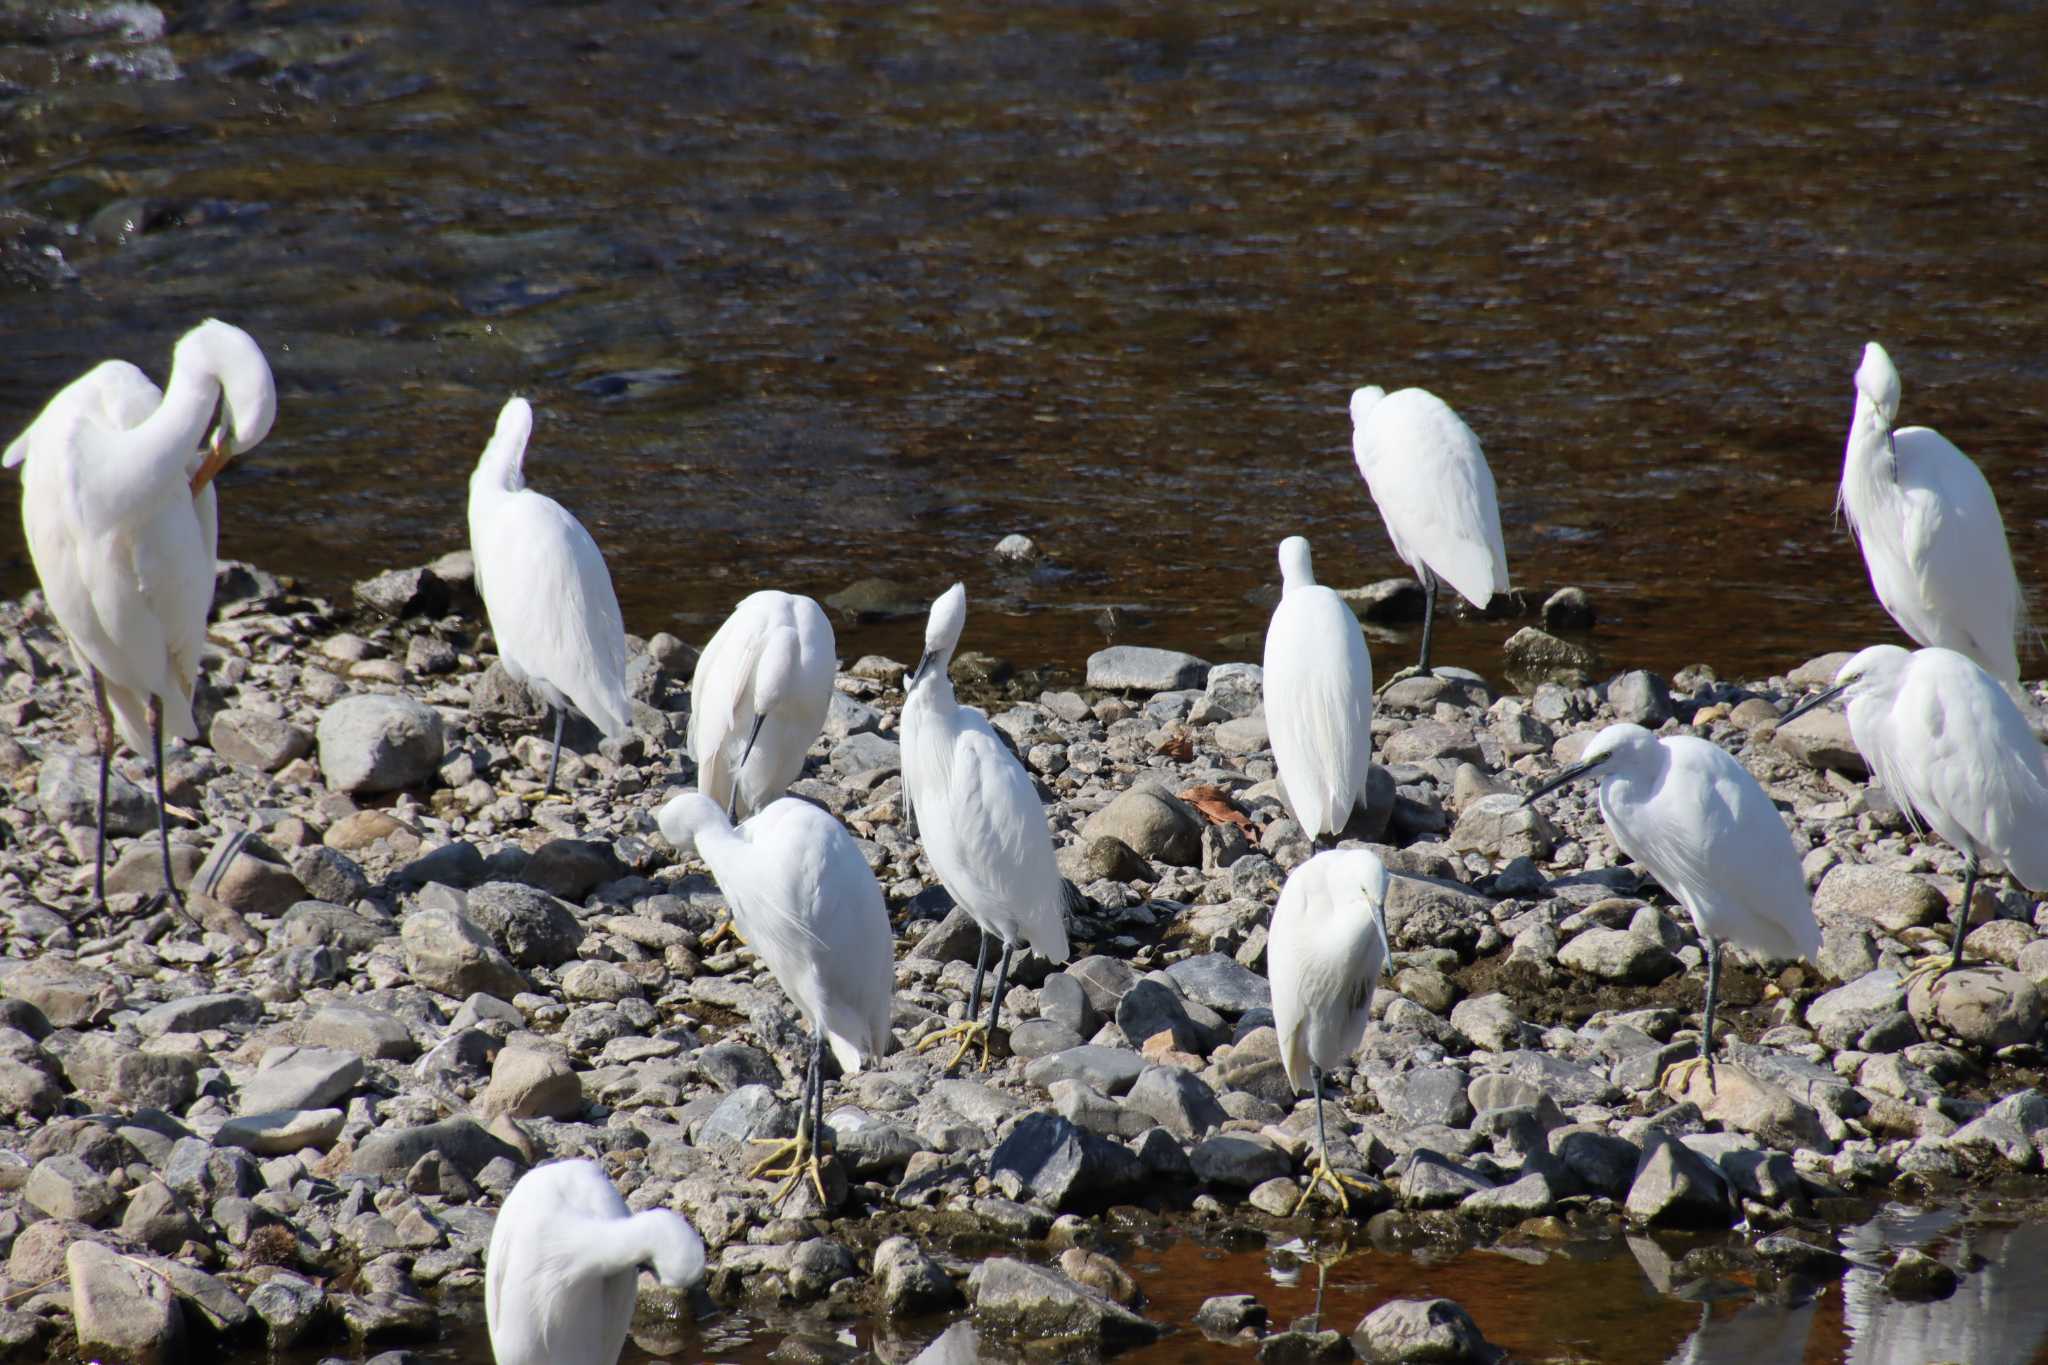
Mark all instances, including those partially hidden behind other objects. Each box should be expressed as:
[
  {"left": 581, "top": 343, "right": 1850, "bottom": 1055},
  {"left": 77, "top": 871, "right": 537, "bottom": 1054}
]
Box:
[
  {"left": 1524, "top": 723, "right": 1818, "bottom": 1090},
  {"left": 1263, "top": 536, "right": 1374, "bottom": 843},
  {"left": 467, "top": 397, "right": 631, "bottom": 794},
  {"left": 656, "top": 791, "right": 893, "bottom": 1204},
  {"left": 1839, "top": 342, "right": 2024, "bottom": 688},
  {"left": 900, "top": 583, "right": 1070, "bottom": 1069},
  {"left": 1269, "top": 848, "right": 1391, "bottom": 1213},
  {"left": 6, "top": 320, "right": 276, "bottom": 910},
  {"left": 687, "top": 590, "right": 836, "bottom": 821},
  {"left": 1349, "top": 385, "right": 1508, "bottom": 678},
  {"left": 485, "top": 1157, "right": 704, "bottom": 1365},
  {"left": 1781, "top": 645, "right": 2048, "bottom": 978}
]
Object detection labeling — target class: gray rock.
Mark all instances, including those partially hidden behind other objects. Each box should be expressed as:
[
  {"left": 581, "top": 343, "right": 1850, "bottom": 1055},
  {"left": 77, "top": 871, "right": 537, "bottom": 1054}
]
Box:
[
  {"left": 971, "top": 1256, "right": 1159, "bottom": 1349},
  {"left": 1773, "top": 707, "right": 1867, "bottom": 777},
  {"left": 137, "top": 991, "right": 262, "bottom": 1038},
  {"left": 1542, "top": 587, "right": 1595, "bottom": 631},
  {"left": 1115, "top": 979, "right": 1206, "bottom": 1054},
  {"left": 1559, "top": 928, "right": 1681, "bottom": 984},
  {"left": 209, "top": 709, "right": 313, "bottom": 771},
  {"left": 697, "top": 1085, "right": 792, "bottom": 1152},
  {"left": 1449, "top": 994, "right": 1524, "bottom": 1052},
  {"left": 317, "top": 693, "right": 446, "bottom": 794},
  {"left": 1461, "top": 1169, "right": 1558, "bottom": 1218},
  {"left": 214, "top": 1108, "right": 346, "bottom": 1155},
  {"left": 1907, "top": 965, "right": 2045, "bottom": 1051},
  {"left": 1813, "top": 864, "right": 1944, "bottom": 935},
  {"left": 196, "top": 834, "right": 307, "bottom": 916},
  {"left": 1447, "top": 794, "right": 1559, "bottom": 861},
  {"left": 0, "top": 957, "right": 119, "bottom": 1027},
  {"left": 831, "top": 730, "right": 901, "bottom": 775},
  {"left": 1164, "top": 954, "right": 1271, "bottom": 1014},
  {"left": 400, "top": 906, "right": 527, "bottom": 999},
  {"left": 521, "top": 838, "right": 624, "bottom": 901},
  {"left": 1550, "top": 1127, "right": 1641, "bottom": 1197},
  {"left": 1010, "top": 1019, "right": 1085, "bottom": 1059},
  {"left": 1068, "top": 956, "right": 1140, "bottom": 1015},
  {"left": 395, "top": 840, "right": 485, "bottom": 889},
  {"left": 69, "top": 1238, "right": 183, "bottom": 1364},
  {"left": 479, "top": 1045, "right": 583, "bottom": 1120},
  {"left": 1625, "top": 1130, "right": 1733, "bottom": 1227},
  {"left": 1373, "top": 1068, "right": 1475, "bottom": 1129},
  {"left": 246, "top": 1274, "right": 328, "bottom": 1348},
  {"left": 1194, "top": 1293, "right": 1268, "bottom": 1339},
  {"left": 1807, "top": 970, "right": 1907, "bottom": 1051},
  {"left": 874, "top": 1235, "right": 959, "bottom": 1315},
  {"left": 119, "top": 1180, "right": 200, "bottom": 1253},
  {"left": 1083, "top": 785, "right": 1204, "bottom": 866},
  {"left": 0, "top": 1059, "right": 59, "bottom": 1120},
  {"left": 353, "top": 564, "right": 452, "bottom": 618},
  {"left": 694, "top": 1041, "right": 782, "bottom": 1092},
  {"left": 1038, "top": 973, "right": 1100, "bottom": 1037},
  {"left": 469, "top": 660, "right": 552, "bottom": 730},
  {"left": 1189, "top": 1133, "right": 1291, "bottom": 1188},
  {"left": 1606, "top": 671, "right": 1674, "bottom": 727},
  {"left": 1352, "top": 1296, "right": 1501, "bottom": 1363},
  {"left": 25, "top": 1155, "right": 119, "bottom": 1225},
  {"left": 37, "top": 749, "right": 154, "bottom": 834},
  {"left": 349, "top": 1118, "right": 522, "bottom": 1178},
  {"left": 465, "top": 882, "right": 586, "bottom": 966},
  {"left": 1124, "top": 1066, "right": 1227, "bottom": 1140},
  {"left": 1086, "top": 646, "right": 1210, "bottom": 692},
  {"left": 1399, "top": 1150, "right": 1495, "bottom": 1208},
  {"left": 304, "top": 1004, "right": 418, "bottom": 1061},
  {"left": 1026, "top": 1046, "right": 1148, "bottom": 1096},
  {"left": 987, "top": 1113, "right": 1149, "bottom": 1210},
  {"left": 1502, "top": 627, "right": 1599, "bottom": 690},
  {"left": 61, "top": 1039, "right": 198, "bottom": 1110},
  {"left": 241, "top": 1046, "right": 365, "bottom": 1114}
]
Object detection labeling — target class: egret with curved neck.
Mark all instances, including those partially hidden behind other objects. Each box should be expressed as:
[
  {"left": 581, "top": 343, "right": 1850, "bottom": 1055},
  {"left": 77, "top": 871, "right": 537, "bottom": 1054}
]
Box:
[{"left": 687, "top": 590, "right": 836, "bottom": 822}]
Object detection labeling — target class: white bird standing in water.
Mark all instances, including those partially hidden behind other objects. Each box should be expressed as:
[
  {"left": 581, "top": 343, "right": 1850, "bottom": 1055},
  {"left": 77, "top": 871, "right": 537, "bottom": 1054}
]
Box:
[
  {"left": 467, "top": 398, "right": 631, "bottom": 794},
  {"left": 687, "top": 590, "right": 836, "bottom": 820},
  {"left": 1523, "top": 723, "right": 1818, "bottom": 1091},
  {"left": 485, "top": 1157, "right": 704, "bottom": 1365},
  {"left": 1781, "top": 645, "right": 2048, "bottom": 978},
  {"left": 1269, "top": 848, "right": 1391, "bottom": 1213},
  {"left": 1349, "top": 384, "right": 1508, "bottom": 679},
  {"left": 1263, "top": 536, "right": 1374, "bottom": 843},
  {"left": 900, "top": 584, "right": 1070, "bottom": 1069},
  {"left": 656, "top": 791, "right": 893, "bottom": 1203},
  {"left": 5, "top": 320, "right": 276, "bottom": 910},
  {"left": 1838, "top": 342, "right": 2024, "bottom": 687}
]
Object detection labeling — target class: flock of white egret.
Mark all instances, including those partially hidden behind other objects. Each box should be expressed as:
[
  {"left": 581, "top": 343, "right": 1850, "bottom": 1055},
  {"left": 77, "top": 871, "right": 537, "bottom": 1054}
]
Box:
[{"left": 8, "top": 323, "right": 2044, "bottom": 1365}]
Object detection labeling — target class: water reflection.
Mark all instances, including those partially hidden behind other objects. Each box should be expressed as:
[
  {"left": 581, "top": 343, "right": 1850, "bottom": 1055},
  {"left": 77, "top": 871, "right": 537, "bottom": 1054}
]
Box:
[{"left": 1841, "top": 1209, "right": 2048, "bottom": 1365}]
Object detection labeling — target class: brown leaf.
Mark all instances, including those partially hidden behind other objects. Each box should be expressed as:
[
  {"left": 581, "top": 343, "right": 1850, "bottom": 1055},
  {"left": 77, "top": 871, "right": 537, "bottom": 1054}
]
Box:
[{"left": 1177, "top": 784, "right": 1258, "bottom": 843}]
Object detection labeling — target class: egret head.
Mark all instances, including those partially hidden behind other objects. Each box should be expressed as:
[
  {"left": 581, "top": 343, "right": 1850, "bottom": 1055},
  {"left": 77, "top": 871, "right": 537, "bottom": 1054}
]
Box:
[
  {"left": 1780, "top": 643, "right": 1912, "bottom": 725},
  {"left": 742, "top": 628, "right": 804, "bottom": 765},
  {"left": 1349, "top": 385, "right": 1386, "bottom": 428},
  {"left": 182, "top": 319, "right": 277, "bottom": 455},
  {"left": 1522, "top": 722, "right": 1657, "bottom": 805},
  {"left": 1277, "top": 536, "right": 1316, "bottom": 592},
  {"left": 908, "top": 582, "right": 967, "bottom": 688},
  {"left": 473, "top": 397, "right": 534, "bottom": 492},
  {"left": 1854, "top": 342, "right": 1901, "bottom": 429},
  {"left": 656, "top": 790, "right": 727, "bottom": 854}
]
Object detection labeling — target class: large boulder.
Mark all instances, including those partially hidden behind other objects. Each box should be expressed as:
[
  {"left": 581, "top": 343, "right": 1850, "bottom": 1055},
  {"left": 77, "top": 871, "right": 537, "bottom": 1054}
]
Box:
[{"left": 317, "top": 694, "right": 445, "bottom": 794}]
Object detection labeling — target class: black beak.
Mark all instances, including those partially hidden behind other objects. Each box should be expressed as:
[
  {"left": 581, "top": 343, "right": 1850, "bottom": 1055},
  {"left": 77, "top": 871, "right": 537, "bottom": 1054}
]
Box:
[
  {"left": 1777, "top": 682, "right": 1848, "bottom": 728},
  {"left": 906, "top": 649, "right": 938, "bottom": 689},
  {"left": 740, "top": 712, "right": 766, "bottom": 768},
  {"left": 1522, "top": 755, "right": 1607, "bottom": 807}
]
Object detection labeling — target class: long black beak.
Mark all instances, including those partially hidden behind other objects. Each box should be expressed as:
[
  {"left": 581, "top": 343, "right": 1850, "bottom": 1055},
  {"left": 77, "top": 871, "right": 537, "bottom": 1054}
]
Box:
[
  {"left": 906, "top": 649, "right": 938, "bottom": 689},
  {"left": 740, "top": 712, "right": 766, "bottom": 768},
  {"left": 1778, "top": 682, "right": 1848, "bottom": 728},
  {"left": 1522, "top": 755, "right": 1607, "bottom": 807}
]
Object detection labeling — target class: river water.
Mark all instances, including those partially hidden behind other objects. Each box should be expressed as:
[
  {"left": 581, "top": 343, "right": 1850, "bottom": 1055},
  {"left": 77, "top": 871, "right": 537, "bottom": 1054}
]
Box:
[{"left": 2, "top": 0, "right": 2045, "bottom": 682}]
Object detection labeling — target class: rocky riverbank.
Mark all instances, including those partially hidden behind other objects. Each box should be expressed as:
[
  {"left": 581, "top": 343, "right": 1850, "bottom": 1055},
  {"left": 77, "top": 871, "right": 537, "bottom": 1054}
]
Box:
[{"left": 0, "top": 554, "right": 2043, "bottom": 1364}]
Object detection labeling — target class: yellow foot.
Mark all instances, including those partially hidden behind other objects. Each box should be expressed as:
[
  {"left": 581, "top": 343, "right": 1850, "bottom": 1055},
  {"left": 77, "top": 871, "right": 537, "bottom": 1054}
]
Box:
[
  {"left": 1901, "top": 953, "right": 1963, "bottom": 991},
  {"left": 746, "top": 1135, "right": 804, "bottom": 1181},
  {"left": 1375, "top": 665, "right": 1428, "bottom": 698},
  {"left": 1660, "top": 1055, "right": 1717, "bottom": 1097},
  {"left": 915, "top": 1020, "right": 992, "bottom": 1072},
  {"left": 516, "top": 788, "right": 565, "bottom": 804},
  {"left": 703, "top": 917, "right": 747, "bottom": 951},
  {"left": 1302, "top": 1154, "right": 1380, "bottom": 1215}
]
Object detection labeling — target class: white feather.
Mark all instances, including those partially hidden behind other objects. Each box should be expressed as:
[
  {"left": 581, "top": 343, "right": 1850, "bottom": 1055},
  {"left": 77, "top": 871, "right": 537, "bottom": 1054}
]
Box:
[
  {"left": 687, "top": 590, "right": 836, "bottom": 819},
  {"left": 1269, "top": 849, "right": 1391, "bottom": 1094},
  {"left": 1349, "top": 384, "right": 1509, "bottom": 608},
  {"left": 1263, "top": 536, "right": 1374, "bottom": 840}
]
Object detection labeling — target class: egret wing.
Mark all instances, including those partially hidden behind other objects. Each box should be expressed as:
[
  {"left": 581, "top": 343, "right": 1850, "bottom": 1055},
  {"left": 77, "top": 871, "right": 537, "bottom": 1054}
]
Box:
[
  {"left": 937, "top": 722, "right": 1069, "bottom": 961},
  {"left": 688, "top": 597, "right": 771, "bottom": 801},
  {"left": 482, "top": 491, "right": 631, "bottom": 737},
  {"left": 1892, "top": 428, "right": 2021, "bottom": 683},
  {"left": 1356, "top": 390, "right": 1507, "bottom": 606},
  {"left": 1893, "top": 651, "right": 2048, "bottom": 887},
  {"left": 1264, "top": 589, "right": 1373, "bottom": 838}
]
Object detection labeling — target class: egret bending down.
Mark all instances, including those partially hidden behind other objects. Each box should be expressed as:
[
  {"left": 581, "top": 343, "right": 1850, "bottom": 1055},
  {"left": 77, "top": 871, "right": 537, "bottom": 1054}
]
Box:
[
  {"left": 1839, "top": 342, "right": 2024, "bottom": 687},
  {"left": 5, "top": 320, "right": 276, "bottom": 910},
  {"left": 1782, "top": 645, "right": 2048, "bottom": 978},
  {"left": 1524, "top": 724, "right": 1818, "bottom": 1091},
  {"left": 468, "top": 398, "right": 632, "bottom": 794},
  {"left": 657, "top": 791, "right": 892, "bottom": 1204},
  {"left": 1264, "top": 536, "right": 1374, "bottom": 844},
  {"left": 485, "top": 1157, "right": 704, "bottom": 1365},
  {"left": 900, "top": 584, "right": 1070, "bottom": 1069},
  {"left": 1270, "top": 849, "right": 1391, "bottom": 1213},
  {"left": 1349, "top": 384, "right": 1508, "bottom": 679},
  {"left": 688, "top": 590, "right": 836, "bottom": 820}
]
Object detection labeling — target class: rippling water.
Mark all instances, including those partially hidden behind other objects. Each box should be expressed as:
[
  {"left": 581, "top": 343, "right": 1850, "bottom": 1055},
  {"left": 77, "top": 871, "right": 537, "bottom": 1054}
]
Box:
[{"left": 2, "top": 0, "right": 2045, "bottom": 680}]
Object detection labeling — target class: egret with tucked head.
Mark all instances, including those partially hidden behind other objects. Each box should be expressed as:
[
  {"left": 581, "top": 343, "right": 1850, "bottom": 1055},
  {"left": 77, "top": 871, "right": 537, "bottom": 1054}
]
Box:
[
  {"left": 688, "top": 590, "right": 835, "bottom": 821},
  {"left": 1263, "top": 536, "right": 1374, "bottom": 845}
]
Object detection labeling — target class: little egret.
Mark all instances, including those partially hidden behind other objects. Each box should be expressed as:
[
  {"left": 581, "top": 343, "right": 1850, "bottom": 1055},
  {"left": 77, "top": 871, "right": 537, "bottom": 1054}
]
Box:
[
  {"left": 1523, "top": 723, "right": 1818, "bottom": 1090},
  {"left": 1269, "top": 848, "right": 1391, "bottom": 1213},
  {"left": 656, "top": 791, "right": 892, "bottom": 1203},
  {"left": 5, "top": 320, "right": 275, "bottom": 910},
  {"left": 1781, "top": 644, "right": 2048, "bottom": 977},
  {"left": 1839, "top": 342, "right": 2024, "bottom": 687},
  {"left": 468, "top": 398, "right": 631, "bottom": 794},
  {"left": 1349, "top": 384, "right": 1508, "bottom": 678},
  {"left": 900, "top": 583, "right": 1070, "bottom": 1069},
  {"left": 1264, "top": 536, "right": 1374, "bottom": 843},
  {"left": 687, "top": 590, "right": 836, "bottom": 820},
  {"left": 485, "top": 1157, "right": 704, "bottom": 1365}
]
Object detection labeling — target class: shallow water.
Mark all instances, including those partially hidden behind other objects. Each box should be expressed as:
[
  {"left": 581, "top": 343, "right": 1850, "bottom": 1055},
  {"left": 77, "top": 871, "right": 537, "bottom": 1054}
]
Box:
[{"left": 2, "top": 1, "right": 2046, "bottom": 681}]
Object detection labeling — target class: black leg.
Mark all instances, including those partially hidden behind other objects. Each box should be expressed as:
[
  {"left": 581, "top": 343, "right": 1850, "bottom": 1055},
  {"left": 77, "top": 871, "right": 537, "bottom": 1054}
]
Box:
[
  {"left": 985, "top": 939, "right": 1016, "bottom": 1043},
  {"left": 1942, "top": 857, "right": 1979, "bottom": 977},
  {"left": 91, "top": 673, "right": 111, "bottom": 909},
  {"left": 1312, "top": 1064, "right": 1329, "bottom": 1163},
  {"left": 1700, "top": 938, "right": 1723, "bottom": 1088},
  {"left": 964, "top": 929, "right": 992, "bottom": 1021},
  {"left": 1416, "top": 568, "right": 1438, "bottom": 677},
  {"left": 149, "top": 698, "right": 183, "bottom": 911},
  {"left": 544, "top": 706, "right": 565, "bottom": 795},
  {"left": 811, "top": 1031, "right": 829, "bottom": 1155}
]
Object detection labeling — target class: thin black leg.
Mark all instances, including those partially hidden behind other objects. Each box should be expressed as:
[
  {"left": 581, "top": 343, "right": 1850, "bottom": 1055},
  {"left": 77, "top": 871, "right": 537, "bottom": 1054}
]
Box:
[
  {"left": 1700, "top": 938, "right": 1723, "bottom": 1087},
  {"left": 812, "top": 1031, "right": 829, "bottom": 1155},
  {"left": 92, "top": 673, "right": 110, "bottom": 909},
  {"left": 149, "top": 699, "right": 183, "bottom": 910},
  {"left": 984, "top": 939, "right": 1016, "bottom": 1042},
  {"left": 1416, "top": 568, "right": 1439, "bottom": 677},
  {"left": 1943, "top": 857, "right": 1979, "bottom": 977},
  {"left": 544, "top": 706, "right": 565, "bottom": 794},
  {"left": 1312, "top": 1064, "right": 1329, "bottom": 1163},
  {"left": 964, "top": 929, "right": 992, "bottom": 1021}
]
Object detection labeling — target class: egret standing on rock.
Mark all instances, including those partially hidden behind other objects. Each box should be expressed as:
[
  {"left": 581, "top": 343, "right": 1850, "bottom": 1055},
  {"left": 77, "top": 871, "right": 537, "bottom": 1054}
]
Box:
[
  {"left": 1270, "top": 848, "right": 1392, "bottom": 1213},
  {"left": 468, "top": 398, "right": 631, "bottom": 795},
  {"left": 900, "top": 583, "right": 1070, "bottom": 1069},
  {"left": 5, "top": 320, "right": 276, "bottom": 911},
  {"left": 1523, "top": 723, "right": 1818, "bottom": 1091},
  {"left": 1781, "top": 645, "right": 2048, "bottom": 978},
  {"left": 1838, "top": 342, "right": 2024, "bottom": 687},
  {"left": 1349, "top": 384, "right": 1508, "bottom": 680},
  {"left": 657, "top": 791, "right": 893, "bottom": 1204},
  {"left": 485, "top": 1157, "right": 704, "bottom": 1365},
  {"left": 688, "top": 591, "right": 836, "bottom": 820},
  {"left": 1264, "top": 536, "right": 1374, "bottom": 844}
]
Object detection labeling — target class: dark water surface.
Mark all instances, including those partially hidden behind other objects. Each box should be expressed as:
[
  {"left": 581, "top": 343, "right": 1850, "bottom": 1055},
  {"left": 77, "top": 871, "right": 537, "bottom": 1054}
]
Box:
[{"left": 3, "top": 1, "right": 2047, "bottom": 680}]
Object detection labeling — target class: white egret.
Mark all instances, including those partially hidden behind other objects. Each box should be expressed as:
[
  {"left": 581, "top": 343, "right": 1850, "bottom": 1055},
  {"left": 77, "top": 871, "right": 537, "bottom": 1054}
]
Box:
[
  {"left": 1263, "top": 536, "right": 1374, "bottom": 843},
  {"left": 687, "top": 590, "right": 836, "bottom": 820},
  {"left": 468, "top": 397, "right": 631, "bottom": 793},
  {"left": 5, "top": 320, "right": 275, "bottom": 910},
  {"left": 900, "top": 583, "right": 1070, "bottom": 1069},
  {"left": 485, "top": 1157, "right": 704, "bottom": 1365},
  {"left": 1523, "top": 723, "right": 1818, "bottom": 1090},
  {"left": 1349, "top": 384, "right": 1508, "bottom": 678},
  {"left": 1781, "top": 644, "right": 2048, "bottom": 977},
  {"left": 656, "top": 791, "right": 893, "bottom": 1203},
  {"left": 1839, "top": 342, "right": 2023, "bottom": 687},
  {"left": 1269, "top": 848, "right": 1391, "bottom": 1213}
]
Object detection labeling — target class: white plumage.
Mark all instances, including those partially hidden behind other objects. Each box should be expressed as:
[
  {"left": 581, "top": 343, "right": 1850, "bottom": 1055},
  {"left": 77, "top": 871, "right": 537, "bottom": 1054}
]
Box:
[
  {"left": 1263, "top": 536, "right": 1374, "bottom": 841},
  {"left": 468, "top": 398, "right": 631, "bottom": 789},
  {"left": 901, "top": 583, "right": 1069, "bottom": 1066},
  {"left": 687, "top": 590, "right": 836, "bottom": 819},
  {"left": 1349, "top": 384, "right": 1508, "bottom": 674},
  {"left": 485, "top": 1158, "right": 704, "bottom": 1365},
  {"left": 1839, "top": 342, "right": 2024, "bottom": 687}
]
